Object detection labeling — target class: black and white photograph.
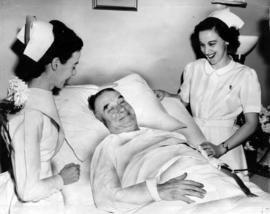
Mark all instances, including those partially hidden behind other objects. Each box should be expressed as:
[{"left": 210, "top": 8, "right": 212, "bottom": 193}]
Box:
[{"left": 0, "top": 0, "right": 270, "bottom": 213}]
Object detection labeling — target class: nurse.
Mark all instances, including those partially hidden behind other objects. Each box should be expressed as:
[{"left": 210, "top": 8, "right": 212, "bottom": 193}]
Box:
[
  {"left": 154, "top": 9, "right": 261, "bottom": 172},
  {"left": 0, "top": 16, "right": 83, "bottom": 213}
]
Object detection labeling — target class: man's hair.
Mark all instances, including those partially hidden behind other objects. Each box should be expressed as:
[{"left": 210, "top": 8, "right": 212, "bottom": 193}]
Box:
[{"left": 88, "top": 88, "right": 117, "bottom": 113}]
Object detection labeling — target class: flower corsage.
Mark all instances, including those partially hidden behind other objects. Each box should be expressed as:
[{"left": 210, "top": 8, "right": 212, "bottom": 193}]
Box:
[{"left": 6, "top": 77, "right": 29, "bottom": 109}]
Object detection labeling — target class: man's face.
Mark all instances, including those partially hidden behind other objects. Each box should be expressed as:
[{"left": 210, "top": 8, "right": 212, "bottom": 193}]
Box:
[{"left": 94, "top": 90, "right": 139, "bottom": 134}]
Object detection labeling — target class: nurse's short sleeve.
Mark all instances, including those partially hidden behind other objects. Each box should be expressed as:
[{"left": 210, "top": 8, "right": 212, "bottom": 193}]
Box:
[
  {"left": 240, "top": 68, "right": 261, "bottom": 113},
  {"left": 179, "top": 63, "right": 193, "bottom": 103}
]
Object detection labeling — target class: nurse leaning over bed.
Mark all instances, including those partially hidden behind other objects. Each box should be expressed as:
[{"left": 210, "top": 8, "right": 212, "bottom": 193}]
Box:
[
  {"left": 0, "top": 16, "right": 83, "bottom": 214},
  {"left": 154, "top": 9, "right": 261, "bottom": 173}
]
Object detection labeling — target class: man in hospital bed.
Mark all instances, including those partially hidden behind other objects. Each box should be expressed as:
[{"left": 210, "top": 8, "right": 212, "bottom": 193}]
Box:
[{"left": 88, "top": 88, "right": 270, "bottom": 214}]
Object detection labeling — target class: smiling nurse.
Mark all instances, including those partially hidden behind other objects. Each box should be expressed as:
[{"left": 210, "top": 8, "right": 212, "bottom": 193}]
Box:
[{"left": 154, "top": 9, "right": 261, "bottom": 174}]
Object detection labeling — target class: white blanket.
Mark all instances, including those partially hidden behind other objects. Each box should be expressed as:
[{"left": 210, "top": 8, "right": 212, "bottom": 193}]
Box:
[{"left": 90, "top": 128, "right": 270, "bottom": 214}]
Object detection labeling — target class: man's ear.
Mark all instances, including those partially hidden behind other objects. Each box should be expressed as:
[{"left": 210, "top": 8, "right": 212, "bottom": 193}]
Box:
[
  {"left": 101, "top": 118, "right": 108, "bottom": 128},
  {"left": 95, "top": 112, "right": 102, "bottom": 121},
  {"left": 51, "top": 57, "right": 61, "bottom": 71},
  {"left": 95, "top": 112, "right": 107, "bottom": 127}
]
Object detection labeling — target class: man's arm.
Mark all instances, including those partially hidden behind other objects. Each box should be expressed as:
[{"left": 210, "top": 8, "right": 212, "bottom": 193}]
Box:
[
  {"left": 117, "top": 173, "right": 206, "bottom": 204},
  {"left": 91, "top": 142, "right": 206, "bottom": 212}
]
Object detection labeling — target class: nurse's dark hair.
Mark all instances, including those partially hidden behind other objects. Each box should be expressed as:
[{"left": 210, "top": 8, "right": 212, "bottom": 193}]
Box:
[
  {"left": 14, "top": 20, "right": 83, "bottom": 83},
  {"left": 193, "top": 17, "right": 240, "bottom": 54}
]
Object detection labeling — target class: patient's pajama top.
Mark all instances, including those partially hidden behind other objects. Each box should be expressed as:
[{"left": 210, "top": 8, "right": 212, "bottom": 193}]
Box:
[{"left": 180, "top": 58, "right": 261, "bottom": 171}]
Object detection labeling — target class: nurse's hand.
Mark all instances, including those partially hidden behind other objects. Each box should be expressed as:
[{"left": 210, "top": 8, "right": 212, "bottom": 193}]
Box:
[
  {"left": 153, "top": 89, "right": 180, "bottom": 101},
  {"left": 59, "top": 163, "right": 80, "bottom": 185},
  {"left": 200, "top": 141, "right": 226, "bottom": 158},
  {"left": 153, "top": 89, "right": 168, "bottom": 101}
]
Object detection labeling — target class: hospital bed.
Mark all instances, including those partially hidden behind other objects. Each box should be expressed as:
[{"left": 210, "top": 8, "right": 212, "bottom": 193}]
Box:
[{"left": 50, "top": 73, "right": 270, "bottom": 214}]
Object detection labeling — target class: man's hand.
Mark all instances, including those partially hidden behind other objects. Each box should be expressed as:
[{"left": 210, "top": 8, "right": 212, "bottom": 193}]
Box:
[{"left": 157, "top": 173, "right": 206, "bottom": 203}]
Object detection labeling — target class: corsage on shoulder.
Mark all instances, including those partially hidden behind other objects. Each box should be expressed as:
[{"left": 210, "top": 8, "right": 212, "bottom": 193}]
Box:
[{"left": 6, "top": 77, "right": 29, "bottom": 108}]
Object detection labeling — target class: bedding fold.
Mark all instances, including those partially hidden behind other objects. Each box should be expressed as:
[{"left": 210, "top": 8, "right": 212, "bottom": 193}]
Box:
[{"left": 90, "top": 128, "right": 270, "bottom": 214}]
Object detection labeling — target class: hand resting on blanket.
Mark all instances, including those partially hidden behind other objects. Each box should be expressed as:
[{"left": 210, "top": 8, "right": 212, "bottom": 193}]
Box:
[{"left": 157, "top": 172, "right": 206, "bottom": 203}]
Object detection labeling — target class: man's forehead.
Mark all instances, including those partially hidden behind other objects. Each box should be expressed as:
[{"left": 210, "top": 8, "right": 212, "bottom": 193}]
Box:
[{"left": 95, "top": 90, "right": 121, "bottom": 110}]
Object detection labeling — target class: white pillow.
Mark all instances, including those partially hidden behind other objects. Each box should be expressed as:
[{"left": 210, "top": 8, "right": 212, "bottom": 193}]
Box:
[
  {"left": 114, "top": 73, "right": 186, "bottom": 131},
  {"left": 55, "top": 73, "right": 186, "bottom": 161},
  {"left": 53, "top": 74, "right": 193, "bottom": 206},
  {"left": 55, "top": 85, "right": 110, "bottom": 162},
  {"left": 161, "top": 97, "right": 207, "bottom": 147}
]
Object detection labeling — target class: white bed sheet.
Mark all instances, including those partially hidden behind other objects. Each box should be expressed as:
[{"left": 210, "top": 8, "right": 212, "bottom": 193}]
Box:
[
  {"left": 89, "top": 128, "right": 270, "bottom": 214},
  {"left": 1, "top": 73, "right": 269, "bottom": 214}
]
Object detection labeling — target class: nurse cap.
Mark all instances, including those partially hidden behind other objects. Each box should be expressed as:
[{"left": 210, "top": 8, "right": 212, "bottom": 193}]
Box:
[
  {"left": 208, "top": 8, "right": 244, "bottom": 29},
  {"left": 17, "top": 16, "right": 54, "bottom": 62}
]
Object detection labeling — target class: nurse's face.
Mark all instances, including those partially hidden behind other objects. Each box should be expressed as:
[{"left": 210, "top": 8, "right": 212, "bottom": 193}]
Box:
[
  {"left": 198, "top": 29, "right": 230, "bottom": 69},
  {"left": 53, "top": 51, "right": 81, "bottom": 89}
]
